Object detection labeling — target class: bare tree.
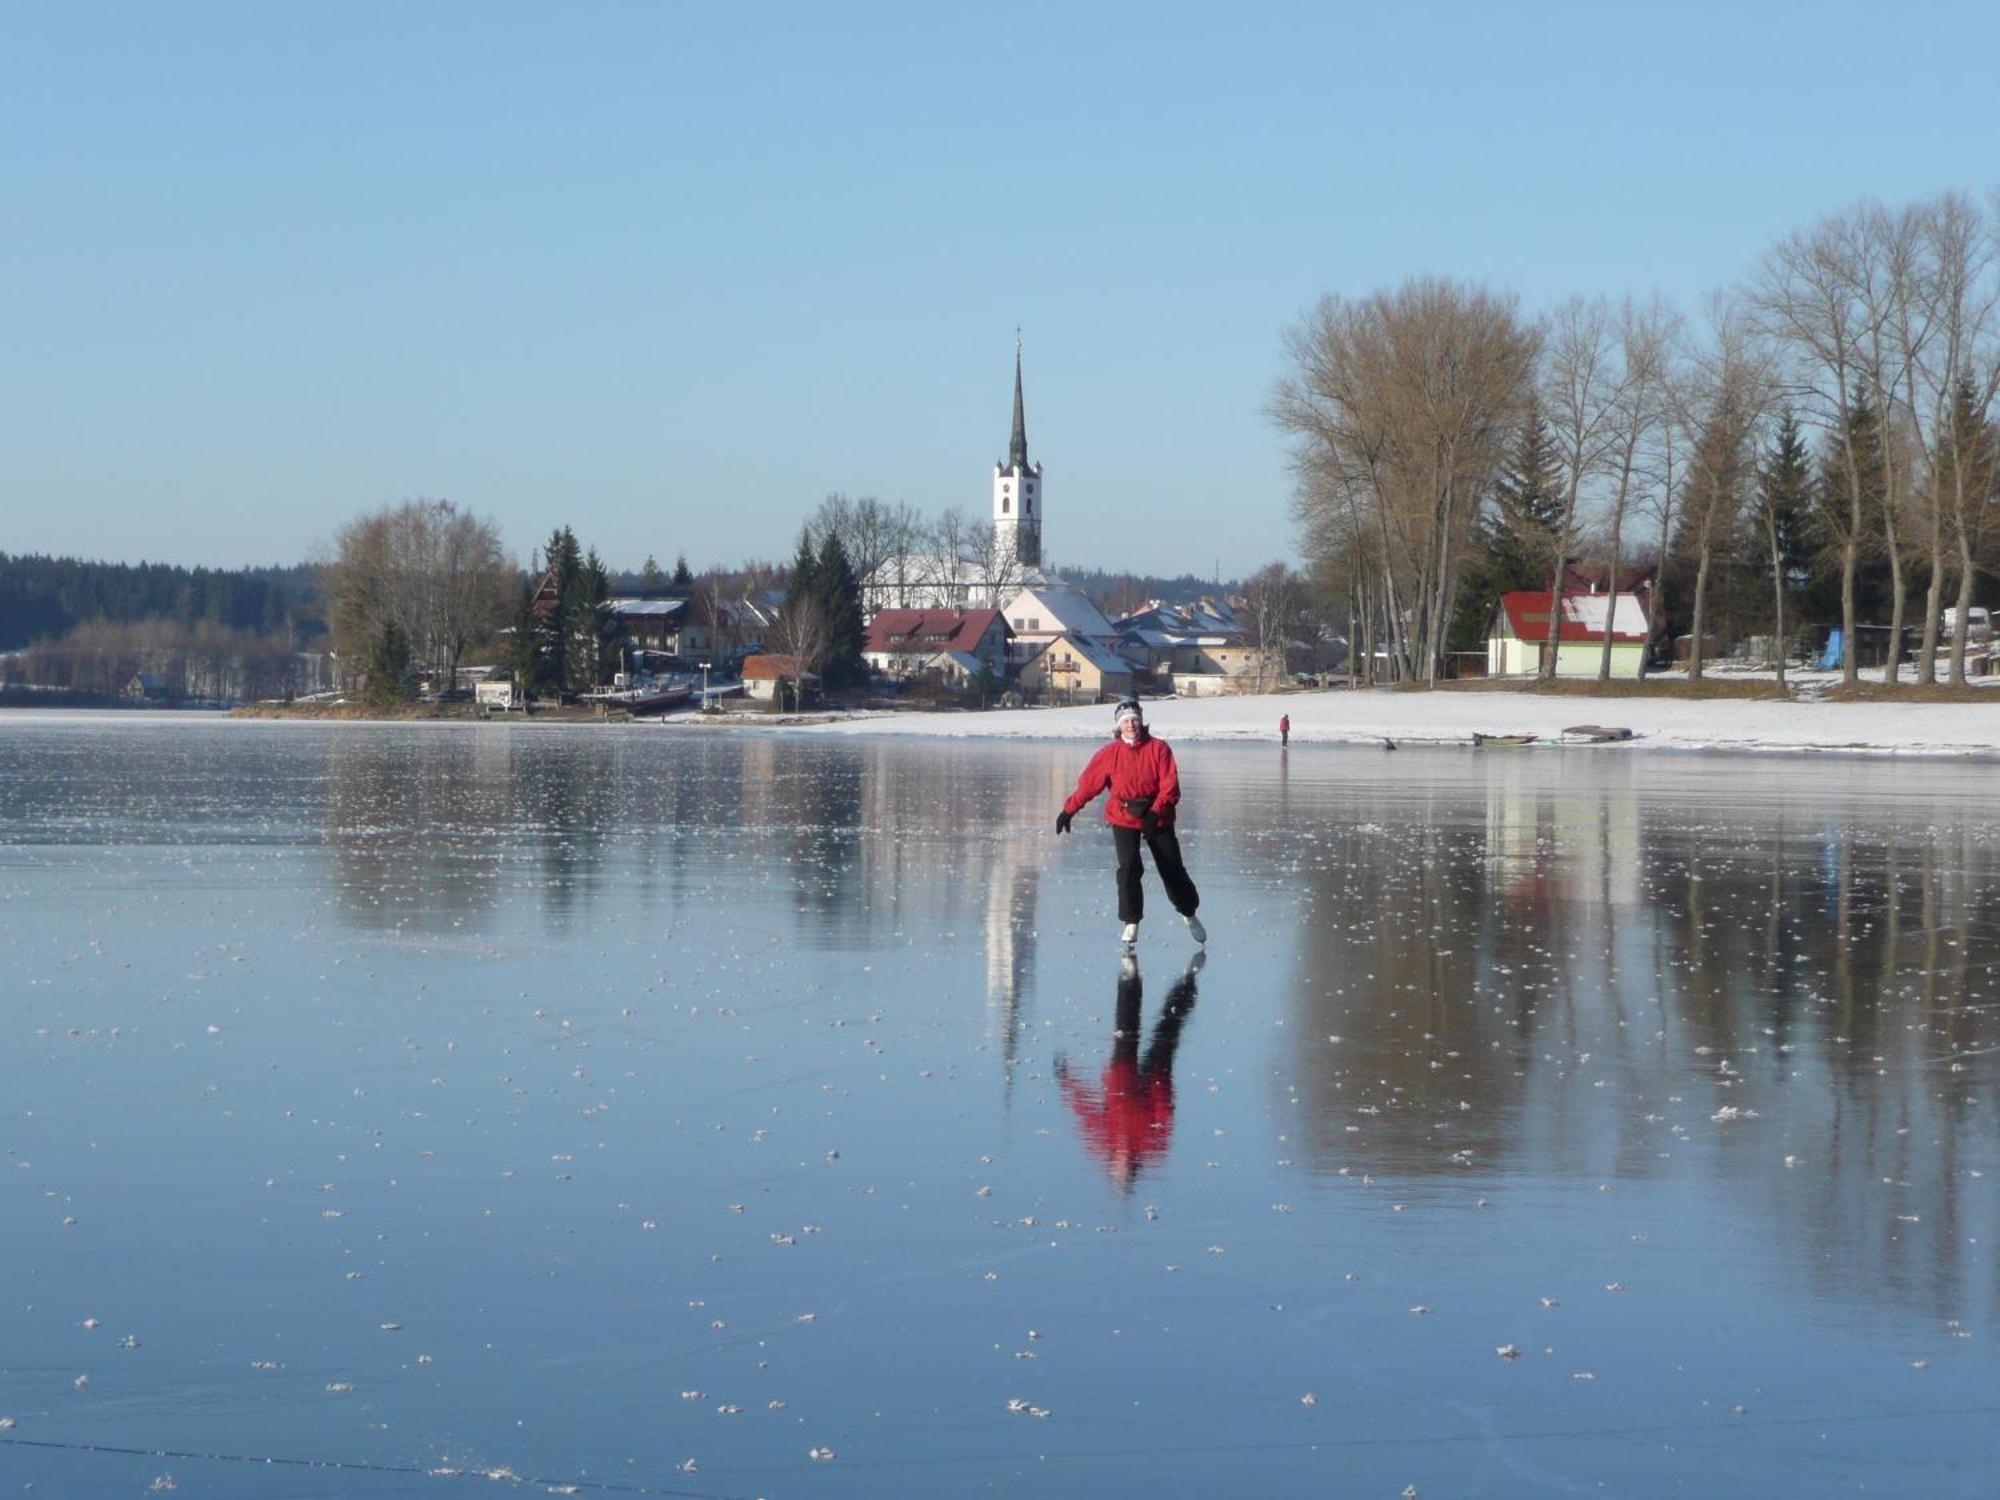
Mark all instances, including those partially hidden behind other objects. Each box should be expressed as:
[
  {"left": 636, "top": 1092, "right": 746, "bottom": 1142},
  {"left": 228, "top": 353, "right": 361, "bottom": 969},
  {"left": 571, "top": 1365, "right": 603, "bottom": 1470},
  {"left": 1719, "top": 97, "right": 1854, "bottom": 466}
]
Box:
[
  {"left": 1539, "top": 296, "right": 1619, "bottom": 678},
  {"left": 1273, "top": 277, "right": 1537, "bottom": 685},
  {"left": 326, "top": 499, "right": 509, "bottom": 690},
  {"left": 1752, "top": 204, "right": 1885, "bottom": 686},
  {"left": 1905, "top": 192, "right": 2000, "bottom": 684},
  {"left": 1596, "top": 297, "right": 1680, "bottom": 679},
  {"left": 1668, "top": 297, "right": 1770, "bottom": 680},
  {"left": 1241, "top": 561, "right": 1304, "bottom": 690},
  {"left": 812, "top": 493, "right": 925, "bottom": 609},
  {"left": 769, "top": 590, "right": 833, "bottom": 701}
]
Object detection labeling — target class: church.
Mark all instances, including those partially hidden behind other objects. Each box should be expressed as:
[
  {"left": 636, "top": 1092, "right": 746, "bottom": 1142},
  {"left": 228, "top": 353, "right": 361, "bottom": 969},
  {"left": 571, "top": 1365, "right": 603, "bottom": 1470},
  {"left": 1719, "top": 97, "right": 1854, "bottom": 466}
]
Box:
[{"left": 860, "top": 345, "right": 1056, "bottom": 614}]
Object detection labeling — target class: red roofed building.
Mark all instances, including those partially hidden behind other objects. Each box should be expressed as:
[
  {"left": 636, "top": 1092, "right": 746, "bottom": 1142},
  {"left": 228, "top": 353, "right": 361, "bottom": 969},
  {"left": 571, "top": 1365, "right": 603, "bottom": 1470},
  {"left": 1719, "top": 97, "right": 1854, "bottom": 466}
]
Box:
[
  {"left": 861, "top": 609, "right": 1010, "bottom": 683},
  {"left": 740, "top": 653, "right": 818, "bottom": 706},
  {"left": 1489, "top": 591, "right": 1649, "bottom": 678}
]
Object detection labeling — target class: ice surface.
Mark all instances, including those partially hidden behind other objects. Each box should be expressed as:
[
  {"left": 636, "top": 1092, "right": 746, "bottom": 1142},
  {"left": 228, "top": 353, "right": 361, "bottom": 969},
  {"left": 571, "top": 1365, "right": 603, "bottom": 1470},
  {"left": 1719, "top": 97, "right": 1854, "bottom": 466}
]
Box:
[{"left": 2, "top": 716, "right": 1998, "bottom": 1496}]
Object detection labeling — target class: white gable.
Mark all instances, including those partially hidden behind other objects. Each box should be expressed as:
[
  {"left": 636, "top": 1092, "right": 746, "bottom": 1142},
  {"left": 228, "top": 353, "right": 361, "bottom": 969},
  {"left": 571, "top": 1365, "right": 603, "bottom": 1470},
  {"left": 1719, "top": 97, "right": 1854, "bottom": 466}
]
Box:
[{"left": 1001, "top": 585, "right": 1114, "bottom": 639}]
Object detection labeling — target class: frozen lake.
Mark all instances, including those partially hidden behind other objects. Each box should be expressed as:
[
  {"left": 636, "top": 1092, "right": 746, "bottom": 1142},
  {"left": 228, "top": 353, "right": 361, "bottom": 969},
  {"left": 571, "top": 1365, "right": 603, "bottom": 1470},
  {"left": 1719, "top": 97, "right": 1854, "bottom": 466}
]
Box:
[{"left": 4, "top": 713, "right": 1998, "bottom": 1497}]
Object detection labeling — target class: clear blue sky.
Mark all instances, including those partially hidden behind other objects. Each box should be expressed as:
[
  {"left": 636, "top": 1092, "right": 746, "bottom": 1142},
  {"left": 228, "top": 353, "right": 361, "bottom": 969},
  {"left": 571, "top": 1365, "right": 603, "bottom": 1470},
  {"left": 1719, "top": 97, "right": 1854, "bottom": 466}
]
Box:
[{"left": 5, "top": 1, "right": 1997, "bottom": 579}]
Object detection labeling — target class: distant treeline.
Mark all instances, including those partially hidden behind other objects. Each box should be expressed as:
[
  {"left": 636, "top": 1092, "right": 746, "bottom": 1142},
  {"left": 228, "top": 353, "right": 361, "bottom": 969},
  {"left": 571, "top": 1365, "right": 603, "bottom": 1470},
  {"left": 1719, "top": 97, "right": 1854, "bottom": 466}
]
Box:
[
  {"left": 0, "top": 553, "right": 326, "bottom": 651},
  {"left": 1063, "top": 568, "right": 1242, "bottom": 615}
]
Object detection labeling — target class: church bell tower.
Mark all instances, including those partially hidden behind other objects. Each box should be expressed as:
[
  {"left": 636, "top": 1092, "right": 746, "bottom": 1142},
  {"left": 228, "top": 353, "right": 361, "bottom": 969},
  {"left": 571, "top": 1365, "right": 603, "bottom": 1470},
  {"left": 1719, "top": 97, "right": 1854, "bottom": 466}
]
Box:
[{"left": 993, "top": 339, "right": 1043, "bottom": 569}]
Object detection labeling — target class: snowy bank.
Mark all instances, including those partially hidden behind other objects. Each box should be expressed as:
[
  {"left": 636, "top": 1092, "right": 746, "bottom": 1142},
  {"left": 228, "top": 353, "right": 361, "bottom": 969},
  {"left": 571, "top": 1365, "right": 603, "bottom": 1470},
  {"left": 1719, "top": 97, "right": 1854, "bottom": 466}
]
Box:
[{"left": 797, "top": 686, "right": 2000, "bottom": 758}]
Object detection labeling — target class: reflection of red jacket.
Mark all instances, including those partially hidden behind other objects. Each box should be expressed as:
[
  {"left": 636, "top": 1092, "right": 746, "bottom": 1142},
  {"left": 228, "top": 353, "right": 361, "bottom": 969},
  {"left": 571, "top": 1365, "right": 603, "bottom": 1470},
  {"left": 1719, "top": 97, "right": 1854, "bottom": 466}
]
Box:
[
  {"left": 1060, "top": 1059, "right": 1174, "bottom": 1170},
  {"left": 1063, "top": 732, "right": 1182, "bottom": 829}
]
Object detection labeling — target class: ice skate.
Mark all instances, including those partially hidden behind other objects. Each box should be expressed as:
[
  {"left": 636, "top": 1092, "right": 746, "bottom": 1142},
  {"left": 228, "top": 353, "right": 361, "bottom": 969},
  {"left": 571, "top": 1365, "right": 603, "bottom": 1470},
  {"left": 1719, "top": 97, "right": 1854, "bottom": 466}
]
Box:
[
  {"left": 1119, "top": 921, "right": 1139, "bottom": 950},
  {"left": 1184, "top": 913, "right": 1207, "bottom": 944}
]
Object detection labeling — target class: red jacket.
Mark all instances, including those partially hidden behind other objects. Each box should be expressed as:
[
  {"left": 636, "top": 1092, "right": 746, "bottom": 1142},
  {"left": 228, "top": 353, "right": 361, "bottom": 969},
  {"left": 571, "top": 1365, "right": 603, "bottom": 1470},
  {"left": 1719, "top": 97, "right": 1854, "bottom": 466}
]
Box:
[
  {"left": 1060, "top": 1058, "right": 1174, "bottom": 1174},
  {"left": 1063, "top": 730, "right": 1182, "bottom": 829}
]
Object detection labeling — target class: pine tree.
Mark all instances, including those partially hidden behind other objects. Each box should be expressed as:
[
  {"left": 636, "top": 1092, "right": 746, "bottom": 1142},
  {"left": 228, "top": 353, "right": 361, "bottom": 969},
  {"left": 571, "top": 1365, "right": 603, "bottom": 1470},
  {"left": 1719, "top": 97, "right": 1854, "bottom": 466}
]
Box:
[
  {"left": 814, "top": 531, "right": 865, "bottom": 689},
  {"left": 572, "top": 546, "right": 617, "bottom": 690},
  {"left": 1752, "top": 413, "right": 1814, "bottom": 676},
  {"left": 1488, "top": 402, "right": 1565, "bottom": 589},
  {"left": 363, "top": 620, "right": 413, "bottom": 706},
  {"left": 505, "top": 570, "right": 547, "bottom": 699},
  {"left": 542, "top": 527, "right": 584, "bottom": 693},
  {"left": 781, "top": 529, "right": 819, "bottom": 617},
  {"left": 673, "top": 554, "right": 693, "bottom": 586},
  {"left": 640, "top": 555, "right": 665, "bottom": 592},
  {"left": 1447, "top": 405, "right": 1565, "bottom": 656}
]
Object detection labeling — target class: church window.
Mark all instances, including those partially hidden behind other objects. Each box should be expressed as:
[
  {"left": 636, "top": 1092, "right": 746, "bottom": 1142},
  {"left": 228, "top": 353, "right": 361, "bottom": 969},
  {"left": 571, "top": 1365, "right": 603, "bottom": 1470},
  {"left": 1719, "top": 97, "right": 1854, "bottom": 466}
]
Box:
[{"left": 1001, "top": 496, "right": 1010, "bottom": 513}]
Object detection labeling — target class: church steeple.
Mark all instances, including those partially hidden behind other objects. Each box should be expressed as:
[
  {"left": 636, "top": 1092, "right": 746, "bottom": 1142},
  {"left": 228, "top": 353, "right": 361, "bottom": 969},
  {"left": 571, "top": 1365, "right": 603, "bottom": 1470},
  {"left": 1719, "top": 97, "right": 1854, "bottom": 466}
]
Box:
[
  {"left": 993, "top": 334, "right": 1043, "bottom": 569},
  {"left": 1008, "top": 342, "right": 1030, "bottom": 472}
]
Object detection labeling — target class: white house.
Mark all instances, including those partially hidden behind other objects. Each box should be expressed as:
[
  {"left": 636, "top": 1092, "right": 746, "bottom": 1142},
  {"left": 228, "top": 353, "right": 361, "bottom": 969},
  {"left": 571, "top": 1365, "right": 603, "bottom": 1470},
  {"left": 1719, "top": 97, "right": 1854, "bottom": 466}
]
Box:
[
  {"left": 1489, "top": 591, "right": 1649, "bottom": 678},
  {"left": 999, "top": 584, "right": 1122, "bottom": 668}
]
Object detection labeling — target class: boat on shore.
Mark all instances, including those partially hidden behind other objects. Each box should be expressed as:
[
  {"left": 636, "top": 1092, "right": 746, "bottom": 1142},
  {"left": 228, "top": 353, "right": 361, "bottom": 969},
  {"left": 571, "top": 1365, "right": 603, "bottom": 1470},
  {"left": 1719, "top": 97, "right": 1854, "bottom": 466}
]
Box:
[{"left": 581, "top": 678, "right": 696, "bottom": 715}]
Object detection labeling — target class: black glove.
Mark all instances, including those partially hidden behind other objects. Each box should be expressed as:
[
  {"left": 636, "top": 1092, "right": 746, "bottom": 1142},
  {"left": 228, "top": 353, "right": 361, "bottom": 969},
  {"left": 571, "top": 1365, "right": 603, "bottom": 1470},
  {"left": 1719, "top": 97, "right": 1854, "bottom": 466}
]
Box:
[
  {"left": 1140, "top": 809, "right": 1159, "bottom": 834},
  {"left": 1055, "top": 809, "right": 1074, "bottom": 835},
  {"left": 1121, "top": 796, "right": 1153, "bottom": 820}
]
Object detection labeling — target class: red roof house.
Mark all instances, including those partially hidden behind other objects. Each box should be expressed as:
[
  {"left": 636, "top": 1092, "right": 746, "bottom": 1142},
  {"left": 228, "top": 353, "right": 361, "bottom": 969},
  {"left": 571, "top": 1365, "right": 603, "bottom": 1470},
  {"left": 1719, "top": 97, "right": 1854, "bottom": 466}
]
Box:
[
  {"left": 861, "top": 609, "right": 1009, "bottom": 680},
  {"left": 1491, "top": 591, "right": 1650, "bottom": 678}
]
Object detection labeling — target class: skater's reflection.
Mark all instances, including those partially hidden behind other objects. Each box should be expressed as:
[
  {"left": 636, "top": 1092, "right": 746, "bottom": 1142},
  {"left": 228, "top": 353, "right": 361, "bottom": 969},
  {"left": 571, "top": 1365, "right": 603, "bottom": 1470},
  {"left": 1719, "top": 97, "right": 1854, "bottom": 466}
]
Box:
[{"left": 1056, "top": 953, "right": 1203, "bottom": 1188}]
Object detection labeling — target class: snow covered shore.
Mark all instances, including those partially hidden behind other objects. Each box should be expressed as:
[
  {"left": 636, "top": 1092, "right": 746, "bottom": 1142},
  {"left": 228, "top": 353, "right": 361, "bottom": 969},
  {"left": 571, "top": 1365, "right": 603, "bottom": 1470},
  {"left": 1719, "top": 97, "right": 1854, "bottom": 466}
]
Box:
[{"left": 800, "top": 684, "right": 2000, "bottom": 758}]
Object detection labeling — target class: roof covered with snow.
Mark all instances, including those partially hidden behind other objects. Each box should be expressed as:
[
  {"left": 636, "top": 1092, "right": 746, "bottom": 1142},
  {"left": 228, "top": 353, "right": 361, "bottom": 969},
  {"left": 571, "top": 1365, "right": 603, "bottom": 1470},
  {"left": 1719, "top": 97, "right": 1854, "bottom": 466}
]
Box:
[{"left": 1497, "top": 592, "right": 1648, "bottom": 644}]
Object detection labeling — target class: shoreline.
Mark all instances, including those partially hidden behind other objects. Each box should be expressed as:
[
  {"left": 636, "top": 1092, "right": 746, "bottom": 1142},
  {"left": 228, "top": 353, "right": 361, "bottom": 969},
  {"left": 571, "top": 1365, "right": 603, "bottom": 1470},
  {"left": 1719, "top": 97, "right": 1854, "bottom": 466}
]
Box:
[{"left": 4, "top": 682, "right": 1996, "bottom": 758}]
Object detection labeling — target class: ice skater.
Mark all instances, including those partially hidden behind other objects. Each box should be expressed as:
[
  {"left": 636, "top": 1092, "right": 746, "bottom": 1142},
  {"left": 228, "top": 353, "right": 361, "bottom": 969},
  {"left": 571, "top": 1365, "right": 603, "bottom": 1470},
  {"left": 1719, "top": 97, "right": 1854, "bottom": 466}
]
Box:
[
  {"left": 1054, "top": 698, "right": 1205, "bottom": 950},
  {"left": 1279, "top": 712, "right": 1290, "bottom": 747},
  {"left": 1055, "top": 951, "right": 1202, "bottom": 1187}
]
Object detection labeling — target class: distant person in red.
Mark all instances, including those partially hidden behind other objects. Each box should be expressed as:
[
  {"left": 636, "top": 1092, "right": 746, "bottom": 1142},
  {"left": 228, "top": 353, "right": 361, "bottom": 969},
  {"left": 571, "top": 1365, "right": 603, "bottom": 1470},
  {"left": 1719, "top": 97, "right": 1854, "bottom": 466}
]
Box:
[
  {"left": 1055, "top": 698, "right": 1205, "bottom": 950},
  {"left": 1056, "top": 953, "right": 1202, "bottom": 1188},
  {"left": 1279, "top": 712, "right": 1290, "bottom": 747}
]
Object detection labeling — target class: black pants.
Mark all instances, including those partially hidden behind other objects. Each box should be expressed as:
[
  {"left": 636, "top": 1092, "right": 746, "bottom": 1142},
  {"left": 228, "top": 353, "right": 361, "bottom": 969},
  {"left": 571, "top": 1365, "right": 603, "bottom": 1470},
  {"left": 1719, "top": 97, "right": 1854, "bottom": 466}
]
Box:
[{"left": 1112, "top": 824, "right": 1200, "bottom": 925}]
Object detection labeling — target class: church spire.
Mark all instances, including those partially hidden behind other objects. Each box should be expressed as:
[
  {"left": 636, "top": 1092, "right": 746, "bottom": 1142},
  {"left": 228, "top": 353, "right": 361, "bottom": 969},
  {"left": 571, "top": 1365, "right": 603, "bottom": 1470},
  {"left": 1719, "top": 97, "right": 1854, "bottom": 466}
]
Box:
[{"left": 1008, "top": 333, "right": 1030, "bottom": 471}]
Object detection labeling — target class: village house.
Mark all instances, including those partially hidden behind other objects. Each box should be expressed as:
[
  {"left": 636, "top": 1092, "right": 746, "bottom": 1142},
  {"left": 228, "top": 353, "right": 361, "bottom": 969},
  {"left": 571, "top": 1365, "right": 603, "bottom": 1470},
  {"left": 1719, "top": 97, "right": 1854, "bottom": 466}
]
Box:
[
  {"left": 999, "top": 583, "right": 1127, "bottom": 669},
  {"left": 740, "top": 653, "right": 818, "bottom": 705},
  {"left": 599, "top": 591, "right": 735, "bottom": 664},
  {"left": 1015, "top": 632, "right": 1135, "bottom": 704},
  {"left": 861, "top": 608, "right": 1009, "bottom": 684},
  {"left": 1489, "top": 591, "right": 1649, "bottom": 678},
  {"left": 1113, "top": 597, "right": 1285, "bottom": 694}
]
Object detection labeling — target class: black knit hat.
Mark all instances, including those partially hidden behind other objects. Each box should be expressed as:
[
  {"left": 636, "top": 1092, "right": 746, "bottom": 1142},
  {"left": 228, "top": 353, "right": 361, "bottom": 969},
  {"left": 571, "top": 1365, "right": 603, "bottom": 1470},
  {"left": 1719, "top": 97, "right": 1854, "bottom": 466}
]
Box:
[{"left": 1113, "top": 698, "right": 1144, "bottom": 728}]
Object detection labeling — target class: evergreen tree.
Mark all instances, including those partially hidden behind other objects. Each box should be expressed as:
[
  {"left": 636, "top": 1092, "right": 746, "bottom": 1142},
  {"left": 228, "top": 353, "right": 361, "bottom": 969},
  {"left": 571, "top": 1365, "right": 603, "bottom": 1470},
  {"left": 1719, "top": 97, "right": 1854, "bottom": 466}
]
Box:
[
  {"left": 1488, "top": 402, "right": 1566, "bottom": 588},
  {"left": 1446, "top": 405, "right": 1565, "bottom": 658},
  {"left": 543, "top": 527, "right": 585, "bottom": 693},
  {"left": 566, "top": 546, "right": 616, "bottom": 691},
  {"left": 363, "top": 620, "right": 414, "bottom": 707},
  {"left": 781, "top": 529, "right": 819, "bottom": 617},
  {"left": 506, "top": 570, "right": 548, "bottom": 699},
  {"left": 1753, "top": 413, "right": 1818, "bottom": 635},
  {"left": 672, "top": 554, "right": 694, "bottom": 586},
  {"left": 814, "top": 531, "right": 865, "bottom": 689},
  {"left": 639, "top": 554, "right": 665, "bottom": 592}
]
